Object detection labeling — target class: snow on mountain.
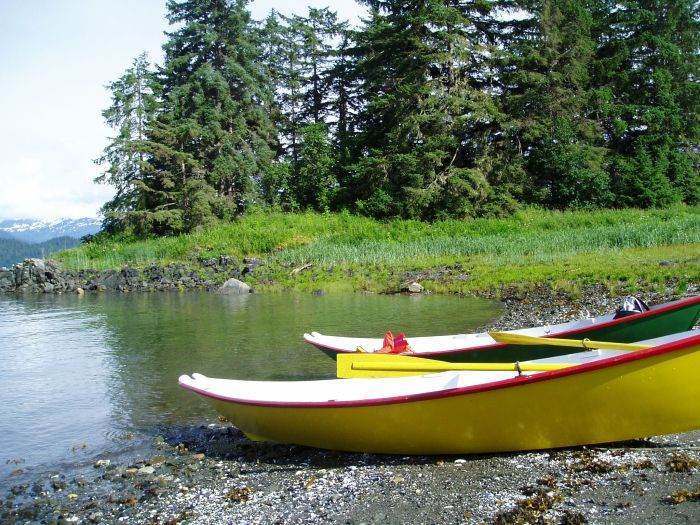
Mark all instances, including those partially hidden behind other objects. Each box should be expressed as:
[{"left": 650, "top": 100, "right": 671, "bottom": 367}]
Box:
[{"left": 0, "top": 217, "right": 102, "bottom": 243}]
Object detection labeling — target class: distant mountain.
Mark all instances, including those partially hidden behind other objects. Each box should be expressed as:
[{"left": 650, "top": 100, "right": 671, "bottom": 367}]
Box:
[
  {"left": 0, "top": 217, "right": 101, "bottom": 243},
  {"left": 0, "top": 236, "right": 81, "bottom": 268}
]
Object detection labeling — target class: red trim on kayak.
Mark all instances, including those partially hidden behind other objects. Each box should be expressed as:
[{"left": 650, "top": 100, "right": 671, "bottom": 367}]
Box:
[
  {"left": 180, "top": 332, "right": 700, "bottom": 409},
  {"left": 306, "top": 295, "right": 700, "bottom": 357}
]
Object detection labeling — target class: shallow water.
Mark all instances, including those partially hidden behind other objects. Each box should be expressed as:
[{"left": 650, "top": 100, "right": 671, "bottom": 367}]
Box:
[{"left": 0, "top": 291, "right": 499, "bottom": 482}]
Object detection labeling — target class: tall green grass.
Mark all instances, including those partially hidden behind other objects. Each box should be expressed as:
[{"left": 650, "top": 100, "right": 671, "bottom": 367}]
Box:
[
  {"left": 55, "top": 206, "right": 699, "bottom": 293},
  {"left": 273, "top": 215, "right": 699, "bottom": 266},
  {"left": 57, "top": 206, "right": 699, "bottom": 270}
]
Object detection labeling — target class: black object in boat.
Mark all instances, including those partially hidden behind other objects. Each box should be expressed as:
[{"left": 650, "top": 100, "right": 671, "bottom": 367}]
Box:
[{"left": 613, "top": 296, "right": 650, "bottom": 319}]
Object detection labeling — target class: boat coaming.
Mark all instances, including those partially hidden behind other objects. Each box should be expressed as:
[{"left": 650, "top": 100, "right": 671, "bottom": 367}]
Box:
[
  {"left": 180, "top": 331, "right": 700, "bottom": 455},
  {"left": 304, "top": 295, "right": 700, "bottom": 362}
]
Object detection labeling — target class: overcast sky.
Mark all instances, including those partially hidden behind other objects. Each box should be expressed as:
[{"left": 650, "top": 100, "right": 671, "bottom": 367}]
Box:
[{"left": 0, "top": 0, "right": 363, "bottom": 220}]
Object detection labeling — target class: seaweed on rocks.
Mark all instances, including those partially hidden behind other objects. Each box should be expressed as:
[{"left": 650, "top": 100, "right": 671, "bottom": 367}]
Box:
[
  {"left": 492, "top": 488, "right": 563, "bottom": 524},
  {"left": 666, "top": 453, "right": 699, "bottom": 473},
  {"left": 663, "top": 487, "right": 700, "bottom": 504}
]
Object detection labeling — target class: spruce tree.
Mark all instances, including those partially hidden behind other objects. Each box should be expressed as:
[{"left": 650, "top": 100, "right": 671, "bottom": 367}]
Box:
[
  {"left": 327, "top": 28, "right": 360, "bottom": 208},
  {"left": 596, "top": 0, "right": 699, "bottom": 206},
  {"left": 260, "top": 8, "right": 345, "bottom": 209},
  {"left": 295, "top": 123, "right": 336, "bottom": 211},
  {"left": 95, "top": 0, "right": 699, "bottom": 230},
  {"left": 259, "top": 10, "right": 290, "bottom": 159},
  {"left": 347, "top": 1, "right": 501, "bottom": 219},
  {"left": 496, "top": 0, "right": 613, "bottom": 209},
  {"left": 297, "top": 8, "right": 343, "bottom": 124},
  {"left": 260, "top": 10, "right": 306, "bottom": 168},
  {"left": 328, "top": 29, "right": 358, "bottom": 150},
  {"left": 95, "top": 53, "right": 159, "bottom": 230},
  {"left": 151, "top": 0, "right": 277, "bottom": 230}
]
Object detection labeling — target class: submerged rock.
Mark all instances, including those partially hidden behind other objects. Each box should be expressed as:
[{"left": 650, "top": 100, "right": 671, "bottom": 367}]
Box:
[{"left": 218, "top": 277, "right": 251, "bottom": 295}]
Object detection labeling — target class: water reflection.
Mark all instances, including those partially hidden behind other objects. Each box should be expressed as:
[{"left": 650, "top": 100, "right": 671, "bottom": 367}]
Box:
[{"left": 0, "top": 292, "right": 500, "bottom": 481}]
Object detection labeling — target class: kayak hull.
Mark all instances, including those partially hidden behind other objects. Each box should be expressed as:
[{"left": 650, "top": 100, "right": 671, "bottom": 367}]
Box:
[
  {"left": 308, "top": 296, "right": 700, "bottom": 362},
  {"left": 185, "top": 336, "right": 700, "bottom": 455}
]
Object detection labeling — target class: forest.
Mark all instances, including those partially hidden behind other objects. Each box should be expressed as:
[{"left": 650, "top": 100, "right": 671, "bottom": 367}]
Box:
[
  {"left": 97, "top": 0, "right": 699, "bottom": 235},
  {"left": 0, "top": 235, "right": 80, "bottom": 267}
]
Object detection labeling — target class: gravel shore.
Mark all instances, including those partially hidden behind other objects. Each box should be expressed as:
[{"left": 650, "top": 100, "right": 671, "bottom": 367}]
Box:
[{"left": 2, "top": 286, "right": 699, "bottom": 524}]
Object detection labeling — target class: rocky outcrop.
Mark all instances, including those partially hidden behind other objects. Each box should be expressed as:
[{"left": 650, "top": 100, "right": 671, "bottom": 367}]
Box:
[
  {"left": 201, "top": 255, "right": 262, "bottom": 277},
  {"left": 0, "top": 259, "right": 74, "bottom": 294},
  {"left": 0, "top": 258, "right": 253, "bottom": 295}
]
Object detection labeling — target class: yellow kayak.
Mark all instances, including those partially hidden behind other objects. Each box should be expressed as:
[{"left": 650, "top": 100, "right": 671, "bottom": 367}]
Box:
[{"left": 179, "top": 330, "right": 700, "bottom": 455}]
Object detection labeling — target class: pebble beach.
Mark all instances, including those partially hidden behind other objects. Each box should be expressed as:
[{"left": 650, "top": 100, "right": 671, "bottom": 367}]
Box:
[{"left": 2, "top": 285, "right": 699, "bottom": 524}]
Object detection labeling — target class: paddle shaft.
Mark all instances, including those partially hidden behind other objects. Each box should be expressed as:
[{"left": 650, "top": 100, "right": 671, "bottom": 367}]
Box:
[
  {"left": 489, "top": 332, "right": 649, "bottom": 352},
  {"left": 350, "top": 362, "right": 568, "bottom": 373}
]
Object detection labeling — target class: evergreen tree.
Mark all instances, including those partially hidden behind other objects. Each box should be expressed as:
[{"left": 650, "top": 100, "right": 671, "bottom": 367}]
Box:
[
  {"left": 260, "top": 10, "right": 306, "bottom": 168},
  {"left": 297, "top": 8, "right": 343, "bottom": 124},
  {"left": 95, "top": 0, "right": 700, "bottom": 233},
  {"left": 496, "top": 0, "right": 613, "bottom": 209},
  {"left": 260, "top": 7, "right": 346, "bottom": 209},
  {"left": 327, "top": 26, "right": 360, "bottom": 204},
  {"left": 149, "top": 0, "right": 277, "bottom": 231},
  {"left": 256, "top": 14, "right": 297, "bottom": 210},
  {"left": 347, "top": 1, "right": 501, "bottom": 219},
  {"left": 95, "top": 53, "right": 159, "bottom": 230},
  {"left": 596, "top": 0, "right": 699, "bottom": 206},
  {"left": 295, "top": 123, "right": 336, "bottom": 211}
]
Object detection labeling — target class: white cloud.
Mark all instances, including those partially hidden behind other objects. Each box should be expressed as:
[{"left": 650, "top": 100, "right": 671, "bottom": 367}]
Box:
[
  {"left": 0, "top": 0, "right": 364, "bottom": 220},
  {"left": 0, "top": 152, "right": 114, "bottom": 220}
]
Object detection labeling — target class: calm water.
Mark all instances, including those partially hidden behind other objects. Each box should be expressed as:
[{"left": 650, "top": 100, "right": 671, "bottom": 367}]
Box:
[{"left": 0, "top": 292, "right": 499, "bottom": 482}]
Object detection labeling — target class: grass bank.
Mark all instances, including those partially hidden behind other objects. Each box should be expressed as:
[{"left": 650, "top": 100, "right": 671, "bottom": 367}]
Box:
[{"left": 56, "top": 206, "right": 700, "bottom": 295}]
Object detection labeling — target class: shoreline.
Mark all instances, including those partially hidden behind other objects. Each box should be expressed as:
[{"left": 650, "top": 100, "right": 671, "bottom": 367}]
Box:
[
  {"left": 1, "top": 257, "right": 697, "bottom": 301},
  {"left": 3, "top": 207, "right": 699, "bottom": 298},
  {"left": 2, "top": 287, "right": 699, "bottom": 524}
]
